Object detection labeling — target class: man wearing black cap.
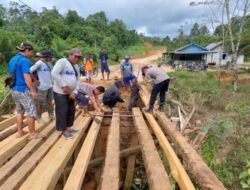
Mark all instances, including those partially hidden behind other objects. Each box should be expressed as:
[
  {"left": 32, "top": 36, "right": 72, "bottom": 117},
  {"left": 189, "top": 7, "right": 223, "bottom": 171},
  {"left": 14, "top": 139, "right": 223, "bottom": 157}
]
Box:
[
  {"left": 52, "top": 48, "right": 82, "bottom": 139},
  {"left": 30, "top": 50, "right": 54, "bottom": 123},
  {"left": 8, "top": 42, "right": 45, "bottom": 139},
  {"left": 141, "top": 66, "right": 170, "bottom": 113}
]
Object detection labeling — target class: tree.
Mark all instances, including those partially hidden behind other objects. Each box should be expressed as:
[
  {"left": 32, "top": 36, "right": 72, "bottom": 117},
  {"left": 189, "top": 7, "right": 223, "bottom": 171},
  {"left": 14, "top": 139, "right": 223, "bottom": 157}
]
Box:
[{"left": 225, "top": 0, "right": 250, "bottom": 91}]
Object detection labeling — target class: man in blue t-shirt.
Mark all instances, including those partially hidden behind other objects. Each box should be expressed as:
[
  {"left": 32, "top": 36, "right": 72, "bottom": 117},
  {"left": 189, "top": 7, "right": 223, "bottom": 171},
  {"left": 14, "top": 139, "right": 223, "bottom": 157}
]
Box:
[
  {"left": 120, "top": 54, "right": 135, "bottom": 86},
  {"left": 8, "top": 42, "right": 45, "bottom": 139},
  {"left": 99, "top": 47, "right": 110, "bottom": 80}
]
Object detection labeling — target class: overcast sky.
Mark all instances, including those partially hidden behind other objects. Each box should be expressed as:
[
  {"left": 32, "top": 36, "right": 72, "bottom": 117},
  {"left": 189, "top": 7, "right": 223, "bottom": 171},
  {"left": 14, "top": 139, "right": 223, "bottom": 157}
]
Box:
[{"left": 1, "top": 0, "right": 219, "bottom": 38}]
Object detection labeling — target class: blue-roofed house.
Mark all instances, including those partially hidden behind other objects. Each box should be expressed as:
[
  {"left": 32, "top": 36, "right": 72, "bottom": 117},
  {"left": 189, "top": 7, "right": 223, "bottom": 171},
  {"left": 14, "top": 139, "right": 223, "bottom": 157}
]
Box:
[{"left": 167, "top": 43, "right": 215, "bottom": 67}]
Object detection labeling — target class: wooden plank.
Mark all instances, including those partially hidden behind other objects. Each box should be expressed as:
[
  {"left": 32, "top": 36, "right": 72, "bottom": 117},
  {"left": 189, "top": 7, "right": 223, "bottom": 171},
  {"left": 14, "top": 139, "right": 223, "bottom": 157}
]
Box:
[
  {"left": 19, "top": 116, "right": 92, "bottom": 190},
  {"left": 132, "top": 108, "right": 173, "bottom": 190},
  {"left": 139, "top": 91, "right": 196, "bottom": 190},
  {"left": 63, "top": 116, "right": 103, "bottom": 190},
  {"left": 0, "top": 115, "right": 16, "bottom": 132},
  {"left": 99, "top": 110, "right": 120, "bottom": 190},
  {"left": 156, "top": 113, "right": 227, "bottom": 190},
  {"left": 124, "top": 134, "right": 138, "bottom": 190},
  {"left": 0, "top": 115, "right": 51, "bottom": 166},
  {"left": 141, "top": 85, "right": 226, "bottom": 189},
  {"left": 0, "top": 128, "right": 61, "bottom": 190},
  {"left": 0, "top": 121, "right": 27, "bottom": 141},
  {"left": 0, "top": 121, "right": 55, "bottom": 186}
]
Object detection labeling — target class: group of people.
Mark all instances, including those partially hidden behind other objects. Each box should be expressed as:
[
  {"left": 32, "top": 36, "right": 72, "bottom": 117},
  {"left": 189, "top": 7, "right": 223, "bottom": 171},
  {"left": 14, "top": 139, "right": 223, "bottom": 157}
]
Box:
[{"left": 7, "top": 42, "right": 170, "bottom": 140}]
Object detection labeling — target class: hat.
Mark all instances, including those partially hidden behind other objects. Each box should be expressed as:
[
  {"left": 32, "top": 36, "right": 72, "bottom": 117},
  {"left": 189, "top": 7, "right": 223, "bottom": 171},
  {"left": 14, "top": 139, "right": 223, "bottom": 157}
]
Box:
[
  {"left": 16, "top": 42, "right": 33, "bottom": 51},
  {"left": 86, "top": 51, "right": 92, "bottom": 55},
  {"left": 124, "top": 54, "right": 130, "bottom": 59},
  {"left": 114, "top": 80, "right": 124, "bottom": 88},
  {"left": 41, "top": 50, "right": 53, "bottom": 57},
  {"left": 35, "top": 52, "right": 42, "bottom": 57},
  {"left": 70, "top": 48, "right": 82, "bottom": 57}
]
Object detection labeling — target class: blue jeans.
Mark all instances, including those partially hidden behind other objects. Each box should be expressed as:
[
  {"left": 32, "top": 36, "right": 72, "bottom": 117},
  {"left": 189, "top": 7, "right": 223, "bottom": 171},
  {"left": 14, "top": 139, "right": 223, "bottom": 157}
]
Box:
[{"left": 123, "top": 75, "right": 136, "bottom": 86}]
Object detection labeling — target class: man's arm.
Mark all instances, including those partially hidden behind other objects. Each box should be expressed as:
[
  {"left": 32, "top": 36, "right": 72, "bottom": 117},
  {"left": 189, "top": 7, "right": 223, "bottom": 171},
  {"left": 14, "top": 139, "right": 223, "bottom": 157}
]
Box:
[
  {"left": 30, "top": 62, "right": 41, "bottom": 85},
  {"left": 89, "top": 96, "right": 103, "bottom": 116},
  {"left": 24, "top": 74, "right": 38, "bottom": 99}
]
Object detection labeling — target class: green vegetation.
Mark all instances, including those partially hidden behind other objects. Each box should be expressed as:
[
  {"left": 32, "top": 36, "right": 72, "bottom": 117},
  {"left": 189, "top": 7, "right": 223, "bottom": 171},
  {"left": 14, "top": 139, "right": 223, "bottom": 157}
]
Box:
[
  {"left": 168, "top": 71, "right": 250, "bottom": 190},
  {"left": 0, "top": 2, "right": 151, "bottom": 66}
]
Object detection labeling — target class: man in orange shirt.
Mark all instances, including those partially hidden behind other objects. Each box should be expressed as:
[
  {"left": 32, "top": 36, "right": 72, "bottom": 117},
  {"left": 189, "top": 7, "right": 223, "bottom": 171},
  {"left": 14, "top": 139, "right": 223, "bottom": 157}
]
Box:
[{"left": 84, "top": 51, "right": 94, "bottom": 83}]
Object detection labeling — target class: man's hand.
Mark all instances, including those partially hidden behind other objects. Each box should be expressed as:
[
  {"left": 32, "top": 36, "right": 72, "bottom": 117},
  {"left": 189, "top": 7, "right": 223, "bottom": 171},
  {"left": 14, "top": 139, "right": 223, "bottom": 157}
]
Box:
[
  {"left": 98, "top": 110, "right": 104, "bottom": 117},
  {"left": 34, "top": 80, "right": 40, "bottom": 86},
  {"left": 62, "top": 86, "right": 70, "bottom": 94},
  {"left": 69, "top": 93, "right": 76, "bottom": 100},
  {"left": 31, "top": 91, "right": 38, "bottom": 100}
]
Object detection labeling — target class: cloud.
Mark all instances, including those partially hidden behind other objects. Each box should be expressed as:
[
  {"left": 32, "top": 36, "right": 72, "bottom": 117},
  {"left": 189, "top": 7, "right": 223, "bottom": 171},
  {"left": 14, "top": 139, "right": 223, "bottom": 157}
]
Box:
[{"left": 1, "top": 0, "right": 213, "bottom": 38}]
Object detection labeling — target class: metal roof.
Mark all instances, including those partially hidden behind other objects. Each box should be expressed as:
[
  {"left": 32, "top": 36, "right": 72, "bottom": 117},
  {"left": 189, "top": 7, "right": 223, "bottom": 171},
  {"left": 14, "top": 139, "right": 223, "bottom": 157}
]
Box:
[{"left": 170, "top": 43, "right": 216, "bottom": 54}]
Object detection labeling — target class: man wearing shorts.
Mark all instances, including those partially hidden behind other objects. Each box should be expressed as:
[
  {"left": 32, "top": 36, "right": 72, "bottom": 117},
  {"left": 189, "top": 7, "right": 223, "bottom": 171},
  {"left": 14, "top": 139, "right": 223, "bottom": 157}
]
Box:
[
  {"left": 120, "top": 54, "right": 134, "bottom": 86},
  {"left": 99, "top": 47, "right": 110, "bottom": 80},
  {"left": 8, "top": 42, "right": 44, "bottom": 139},
  {"left": 30, "top": 50, "right": 54, "bottom": 123},
  {"left": 84, "top": 51, "right": 94, "bottom": 83}
]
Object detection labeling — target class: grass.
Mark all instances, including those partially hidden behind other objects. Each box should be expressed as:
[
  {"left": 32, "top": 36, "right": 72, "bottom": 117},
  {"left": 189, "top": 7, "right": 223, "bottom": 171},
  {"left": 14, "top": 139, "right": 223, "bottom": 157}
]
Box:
[{"left": 168, "top": 70, "right": 250, "bottom": 190}]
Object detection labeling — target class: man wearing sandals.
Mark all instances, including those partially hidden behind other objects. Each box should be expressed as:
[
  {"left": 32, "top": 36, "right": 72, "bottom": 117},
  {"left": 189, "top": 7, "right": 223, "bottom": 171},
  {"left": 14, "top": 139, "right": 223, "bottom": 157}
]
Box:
[
  {"left": 8, "top": 42, "right": 45, "bottom": 139},
  {"left": 52, "top": 48, "right": 82, "bottom": 139}
]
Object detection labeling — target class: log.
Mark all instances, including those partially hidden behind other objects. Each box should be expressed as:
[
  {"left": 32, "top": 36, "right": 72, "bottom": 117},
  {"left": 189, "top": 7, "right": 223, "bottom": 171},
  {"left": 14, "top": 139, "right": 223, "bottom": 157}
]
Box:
[
  {"left": 19, "top": 116, "right": 92, "bottom": 190},
  {"left": 99, "top": 110, "right": 120, "bottom": 190},
  {"left": 171, "top": 99, "right": 188, "bottom": 116},
  {"left": 133, "top": 108, "right": 173, "bottom": 190},
  {"left": 156, "top": 112, "right": 227, "bottom": 190},
  {"left": 63, "top": 116, "right": 103, "bottom": 190}
]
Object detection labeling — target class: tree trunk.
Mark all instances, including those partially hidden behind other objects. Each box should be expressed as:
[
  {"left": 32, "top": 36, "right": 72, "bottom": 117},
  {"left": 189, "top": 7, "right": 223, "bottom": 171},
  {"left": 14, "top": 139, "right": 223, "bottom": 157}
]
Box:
[{"left": 232, "top": 52, "right": 238, "bottom": 91}]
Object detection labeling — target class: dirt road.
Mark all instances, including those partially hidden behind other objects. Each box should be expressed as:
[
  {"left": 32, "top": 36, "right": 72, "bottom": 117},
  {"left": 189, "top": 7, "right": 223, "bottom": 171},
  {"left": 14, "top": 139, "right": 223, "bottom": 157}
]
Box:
[{"left": 90, "top": 49, "right": 173, "bottom": 84}]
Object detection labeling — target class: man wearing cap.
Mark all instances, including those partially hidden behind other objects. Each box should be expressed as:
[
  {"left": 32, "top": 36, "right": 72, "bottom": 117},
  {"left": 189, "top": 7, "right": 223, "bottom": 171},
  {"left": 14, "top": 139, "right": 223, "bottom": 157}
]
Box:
[
  {"left": 30, "top": 50, "right": 54, "bottom": 123},
  {"left": 102, "top": 80, "right": 125, "bottom": 108},
  {"left": 120, "top": 54, "right": 136, "bottom": 86},
  {"left": 141, "top": 66, "right": 170, "bottom": 113},
  {"left": 52, "top": 48, "right": 81, "bottom": 139},
  {"left": 99, "top": 47, "right": 110, "bottom": 80},
  {"left": 8, "top": 42, "right": 45, "bottom": 139}
]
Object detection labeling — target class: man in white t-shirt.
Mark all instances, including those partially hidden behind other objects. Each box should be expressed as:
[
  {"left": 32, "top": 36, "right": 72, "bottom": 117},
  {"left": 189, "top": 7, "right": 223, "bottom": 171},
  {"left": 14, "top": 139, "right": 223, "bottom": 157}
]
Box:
[{"left": 52, "top": 48, "right": 81, "bottom": 139}]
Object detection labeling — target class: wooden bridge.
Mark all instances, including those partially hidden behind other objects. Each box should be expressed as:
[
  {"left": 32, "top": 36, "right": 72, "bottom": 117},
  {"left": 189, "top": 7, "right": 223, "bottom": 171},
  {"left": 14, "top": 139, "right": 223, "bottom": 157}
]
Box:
[{"left": 0, "top": 85, "right": 227, "bottom": 190}]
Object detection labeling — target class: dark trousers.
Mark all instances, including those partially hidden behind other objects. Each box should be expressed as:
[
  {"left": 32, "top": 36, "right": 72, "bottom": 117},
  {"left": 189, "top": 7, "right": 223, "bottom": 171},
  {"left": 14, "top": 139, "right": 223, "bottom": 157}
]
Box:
[
  {"left": 54, "top": 92, "right": 75, "bottom": 131},
  {"left": 103, "top": 97, "right": 117, "bottom": 108},
  {"left": 149, "top": 79, "right": 170, "bottom": 108},
  {"left": 128, "top": 96, "right": 138, "bottom": 111}
]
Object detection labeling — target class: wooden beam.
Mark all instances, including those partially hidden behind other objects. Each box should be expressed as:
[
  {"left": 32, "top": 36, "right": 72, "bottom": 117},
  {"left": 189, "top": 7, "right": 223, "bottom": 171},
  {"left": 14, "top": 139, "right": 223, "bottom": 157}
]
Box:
[
  {"left": 0, "top": 116, "right": 16, "bottom": 132},
  {"left": 139, "top": 91, "right": 195, "bottom": 190},
  {"left": 99, "top": 110, "right": 120, "bottom": 190},
  {"left": 63, "top": 116, "right": 103, "bottom": 190},
  {"left": 0, "top": 122, "right": 55, "bottom": 186},
  {"left": 0, "top": 115, "right": 51, "bottom": 166},
  {"left": 0, "top": 126, "right": 61, "bottom": 190},
  {"left": 19, "top": 116, "right": 92, "bottom": 190},
  {"left": 0, "top": 121, "right": 27, "bottom": 141},
  {"left": 133, "top": 108, "right": 173, "bottom": 190},
  {"left": 156, "top": 112, "right": 227, "bottom": 190},
  {"left": 124, "top": 134, "right": 138, "bottom": 190}
]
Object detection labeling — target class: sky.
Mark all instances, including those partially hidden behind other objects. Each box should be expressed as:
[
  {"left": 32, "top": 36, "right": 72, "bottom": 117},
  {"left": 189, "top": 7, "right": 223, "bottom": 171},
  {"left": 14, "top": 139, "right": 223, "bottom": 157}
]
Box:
[{"left": 1, "top": 0, "right": 219, "bottom": 38}]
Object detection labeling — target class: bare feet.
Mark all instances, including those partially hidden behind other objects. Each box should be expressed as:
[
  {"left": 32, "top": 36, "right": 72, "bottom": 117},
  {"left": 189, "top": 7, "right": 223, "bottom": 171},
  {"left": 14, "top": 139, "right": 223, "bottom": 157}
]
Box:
[{"left": 29, "top": 133, "right": 46, "bottom": 140}]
